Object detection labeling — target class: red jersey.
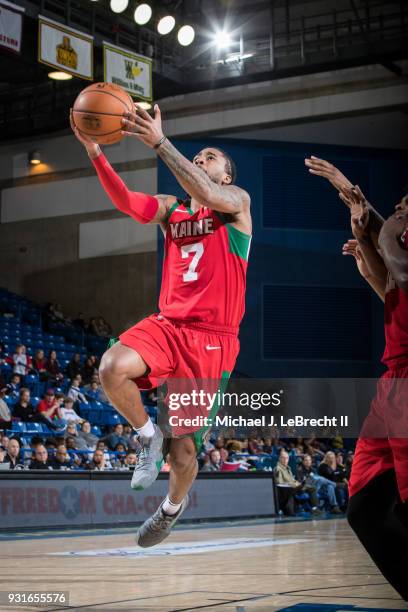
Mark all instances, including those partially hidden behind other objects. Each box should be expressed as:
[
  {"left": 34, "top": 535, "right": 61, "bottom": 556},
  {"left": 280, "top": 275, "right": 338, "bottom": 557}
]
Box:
[
  {"left": 381, "top": 229, "right": 408, "bottom": 368},
  {"left": 159, "top": 199, "right": 251, "bottom": 335}
]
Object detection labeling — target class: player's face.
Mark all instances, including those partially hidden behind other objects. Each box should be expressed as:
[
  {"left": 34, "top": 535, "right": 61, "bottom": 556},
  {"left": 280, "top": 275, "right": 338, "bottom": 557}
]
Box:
[
  {"left": 193, "top": 149, "right": 232, "bottom": 185},
  {"left": 395, "top": 194, "right": 408, "bottom": 216}
]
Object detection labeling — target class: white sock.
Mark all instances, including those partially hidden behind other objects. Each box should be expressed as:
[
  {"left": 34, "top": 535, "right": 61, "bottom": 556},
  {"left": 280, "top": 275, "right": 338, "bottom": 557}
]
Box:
[
  {"left": 135, "top": 418, "right": 155, "bottom": 438},
  {"left": 162, "top": 496, "right": 182, "bottom": 516}
]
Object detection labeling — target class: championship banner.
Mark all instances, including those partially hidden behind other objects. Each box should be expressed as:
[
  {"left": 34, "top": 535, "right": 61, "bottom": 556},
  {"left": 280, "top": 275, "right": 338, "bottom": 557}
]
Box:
[
  {"left": 0, "top": 1, "right": 24, "bottom": 55},
  {"left": 103, "top": 41, "right": 152, "bottom": 101},
  {"left": 38, "top": 15, "right": 93, "bottom": 80}
]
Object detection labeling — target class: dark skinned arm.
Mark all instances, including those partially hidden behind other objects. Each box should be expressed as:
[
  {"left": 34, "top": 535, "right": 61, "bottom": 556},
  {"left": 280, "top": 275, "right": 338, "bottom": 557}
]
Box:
[{"left": 378, "top": 215, "right": 408, "bottom": 292}]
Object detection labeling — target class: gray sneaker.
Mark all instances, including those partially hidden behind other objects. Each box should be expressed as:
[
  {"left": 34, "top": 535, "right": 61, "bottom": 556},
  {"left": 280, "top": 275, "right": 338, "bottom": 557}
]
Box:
[
  {"left": 136, "top": 495, "right": 189, "bottom": 548},
  {"left": 131, "top": 424, "right": 163, "bottom": 491}
]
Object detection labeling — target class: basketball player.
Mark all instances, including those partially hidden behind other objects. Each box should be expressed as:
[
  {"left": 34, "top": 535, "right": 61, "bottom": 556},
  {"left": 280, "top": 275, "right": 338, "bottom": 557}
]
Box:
[
  {"left": 70, "top": 104, "right": 251, "bottom": 547},
  {"left": 306, "top": 156, "right": 408, "bottom": 602}
]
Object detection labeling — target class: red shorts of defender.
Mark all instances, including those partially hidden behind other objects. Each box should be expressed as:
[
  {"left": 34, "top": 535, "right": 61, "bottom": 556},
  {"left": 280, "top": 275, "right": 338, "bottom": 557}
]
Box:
[
  {"left": 349, "top": 361, "right": 408, "bottom": 502},
  {"left": 119, "top": 314, "right": 240, "bottom": 442}
]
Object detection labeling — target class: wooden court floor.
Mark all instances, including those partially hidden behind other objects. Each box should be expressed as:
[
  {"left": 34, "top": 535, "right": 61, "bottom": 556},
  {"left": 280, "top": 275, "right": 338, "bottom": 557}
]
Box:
[{"left": 0, "top": 517, "right": 406, "bottom": 612}]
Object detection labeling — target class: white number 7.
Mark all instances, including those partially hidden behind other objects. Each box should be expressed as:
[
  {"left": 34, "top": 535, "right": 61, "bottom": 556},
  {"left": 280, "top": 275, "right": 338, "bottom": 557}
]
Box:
[{"left": 181, "top": 243, "right": 204, "bottom": 282}]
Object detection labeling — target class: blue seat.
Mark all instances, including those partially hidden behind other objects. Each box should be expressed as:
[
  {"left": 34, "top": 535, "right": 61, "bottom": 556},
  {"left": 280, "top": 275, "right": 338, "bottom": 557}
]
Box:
[
  {"left": 25, "top": 422, "right": 42, "bottom": 434},
  {"left": 31, "top": 396, "right": 40, "bottom": 407},
  {"left": 11, "top": 421, "right": 26, "bottom": 432},
  {"left": 91, "top": 425, "right": 101, "bottom": 437}
]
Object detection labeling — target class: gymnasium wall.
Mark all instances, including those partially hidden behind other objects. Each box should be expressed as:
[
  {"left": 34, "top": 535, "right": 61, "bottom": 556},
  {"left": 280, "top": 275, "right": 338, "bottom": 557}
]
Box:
[{"left": 158, "top": 137, "right": 408, "bottom": 379}]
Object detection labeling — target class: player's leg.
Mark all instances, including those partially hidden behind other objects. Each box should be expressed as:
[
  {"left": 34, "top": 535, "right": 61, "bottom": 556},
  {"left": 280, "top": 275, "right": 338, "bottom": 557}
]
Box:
[
  {"left": 347, "top": 469, "right": 408, "bottom": 601},
  {"left": 136, "top": 437, "right": 197, "bottom": 548},
  {"left": 99, "top": 341, "right": 150, "bottom": 428},
  {"left": 99, "top": 341, "right": 164, "bottom": 490}
]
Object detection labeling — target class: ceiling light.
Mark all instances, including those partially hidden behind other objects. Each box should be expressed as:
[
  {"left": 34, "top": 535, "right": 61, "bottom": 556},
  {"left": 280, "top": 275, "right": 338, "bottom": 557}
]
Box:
[
  {"left": 48, "top": 71, "right": 73, "bottom": 80},
  {"left": 134, "top": 3, "right": 152, "bottom": 25},
  {"left": 110, "top": 0, "right": 129, "bottom": 14},
  {"left": 135, "top": 101, "right": 152, "bottom": 110},
  {"left": 177, "top": 25, "right": 195, "bottom": 46},
  {"left": 29, "top": 151, "right": 41, "bottom": 165},
  {"left": 214, "top": 30, "right": 231, "bottom": 48},
  {"left": 157, "top": 15, "right": 175, "bottom": 35}
]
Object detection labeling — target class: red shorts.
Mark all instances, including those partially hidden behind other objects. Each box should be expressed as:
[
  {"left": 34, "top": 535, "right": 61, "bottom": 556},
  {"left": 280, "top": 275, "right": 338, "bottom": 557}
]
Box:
[
  {"left": 119, "top": 314, "right": 240, "bottom": 440},
  {"left": 349, "top": 361, "right": 408, "bottom": 502}
]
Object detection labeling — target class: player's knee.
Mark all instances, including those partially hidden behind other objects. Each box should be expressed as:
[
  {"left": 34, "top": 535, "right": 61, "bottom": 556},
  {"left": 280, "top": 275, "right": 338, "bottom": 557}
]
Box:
[{"left": 99, "top": 350, "right": 128, "bottom": 383}]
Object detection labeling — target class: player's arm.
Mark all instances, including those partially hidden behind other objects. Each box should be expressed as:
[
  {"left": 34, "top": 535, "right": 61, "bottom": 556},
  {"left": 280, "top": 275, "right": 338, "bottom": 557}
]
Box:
[
  {"left": 378, "top": 214, "right": 408, "bottom": 292},
  {"left": 121, "top": 104, "right": 250, "bottom": 214},
  {"left": 70, "top": 110, "right": 173, "bottom": 224},
  {"left": 305, "top": 156, "right": 384, "bottom": 246},
  {"left": 342, "top": 239, "right": 385, "bottom": 302}
]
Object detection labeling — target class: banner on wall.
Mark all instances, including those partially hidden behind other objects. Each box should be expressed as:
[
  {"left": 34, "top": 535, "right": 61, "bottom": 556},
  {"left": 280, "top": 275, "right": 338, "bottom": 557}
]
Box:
[
  {"left": 0, "top": 1, "right": 24, "bottom": 54},
  {"left": 38, "top": 15, "right": 93, "bottom": 80},
  {"left": 103, "top": 41, "right": 152, "bottom": 101}
]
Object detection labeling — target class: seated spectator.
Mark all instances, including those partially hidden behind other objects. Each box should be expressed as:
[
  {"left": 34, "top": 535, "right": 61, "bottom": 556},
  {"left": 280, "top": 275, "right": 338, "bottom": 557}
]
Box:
[
  {"left": 101, "top": 423, "right": 128, "bottom": 451},
  {"left": 37, "top": 389, "right": 62, "bottom": 421},
  {"left": 12, "top": 344, "right": 29, "bottom": 376},
  {"left": 81, "top": 358, "right": 96, "bottom": 385},
  {"left": 274, "top": 450, "right": 321, "bottom": 516},
  {"left": 64, "top": 423, "right": 89, "bottom": 451},
  {"left": 0, "top": 444, "right": 7, "bottom": 467},
  {"left": 60, "top": 397, "right": 83, "bottom": 424},
  {"left": 124, "top": 451, "right": 137, "bottom": 470},
  {"left": 296, "top": 454, "right": 341, "bottom": 514},
  {"left": 73, "top": 312, "right": 87, "bottom": 330},
  {"left": 50, "top": 444, "right": 72, "bottom": 470},
  {"left": 318, "top": 451, "right": 349, "bottom": 510},
  {"left": 13, "top": 388, "right": 37, "bottom": 423},
  {"left": 0, "top": 435, "right": 9, "bottom": 453},
  {"left": 0, "top": 387, "right": 11, "bottom": 427},
  {"left": 87, "top": 449, "right": 109, "bottom": 471},
  {"left": 95, "top": 440, "right": 113, "bottom": 468},
  {"left": 1, "top": 437, "right": 22, "bottom": 469},
  {"left": 45, "top": 350, "right": 64, "bottom": 385},
  {"left": 214, "top": 436, "right": 228, "bottom": 462},
  {"left": 29, "top": 444, "right": 53, "bottom": 469},
  {"left": 112, "top": 442, "right": 127, "bottom": 468},
  {"left": 201, "top": 449, "right": 222, "bottom": 472},
  {"left": 67, "top": 375, "right": 88, "bottom": 405},
  {"left": 77, "top": 421, "right": 98, "bottom": 450},
  {"left": 90, "top": 316, "right": 112, "bottom": 338},
  {"left": 5, "top": 374, "right": 21, "bottom": 400},
  {"left": 84, "top": 374, "right": 108, "bottom": 403},
  {"left": 66, "top": 353, "right": 82, "bottom": 381},
  {"left": 32, "top": 349, "right": 48, "bottom": 381}
]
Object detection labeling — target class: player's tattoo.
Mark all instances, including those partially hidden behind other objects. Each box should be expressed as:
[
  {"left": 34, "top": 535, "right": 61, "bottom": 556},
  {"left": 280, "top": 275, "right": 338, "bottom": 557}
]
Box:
[{"left": 157, "top": 138, "right": 247, "bottom": 212}]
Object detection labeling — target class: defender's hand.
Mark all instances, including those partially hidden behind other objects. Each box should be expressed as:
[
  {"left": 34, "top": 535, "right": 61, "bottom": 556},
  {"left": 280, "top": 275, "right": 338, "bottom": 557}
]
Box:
[
  {"left": 339, "top": 185, "right": 370, "bottom": 240},
  {"left": 342, "top": 238, "right": 371, "bottom": 279},
  {"left": 121, "top": 103, "right": 164, "bottom": 149},
  {"left": 304, "top": 156, "right": 353, "bottom": 192}
]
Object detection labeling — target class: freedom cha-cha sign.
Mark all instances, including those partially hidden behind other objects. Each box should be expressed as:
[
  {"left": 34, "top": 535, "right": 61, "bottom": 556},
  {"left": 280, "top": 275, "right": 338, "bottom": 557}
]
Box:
[
  {"left": 103, "top": 42, "right": 152, "bottom": 102},
  {"left": 38, "top": 15, "right": 93, "bottom": 80}
]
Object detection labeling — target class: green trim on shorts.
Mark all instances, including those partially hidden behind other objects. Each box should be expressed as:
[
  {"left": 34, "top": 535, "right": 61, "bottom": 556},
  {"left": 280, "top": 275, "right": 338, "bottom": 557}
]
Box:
[
  {"left": 107, "top": 337, "right": 119, "bottom": 350},
  {"left": 193, "top": 370, "right": 231, "bottom": 452}
]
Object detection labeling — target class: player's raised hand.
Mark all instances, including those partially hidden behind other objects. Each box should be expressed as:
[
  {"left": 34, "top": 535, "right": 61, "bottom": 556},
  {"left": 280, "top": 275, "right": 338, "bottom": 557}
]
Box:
[
  {"left": 339, "top": 185, "right": 370, "bottom": 240},
  {"left": 304, "top": 156, "right": 353, "bottom": 192},
  {"left": 342, "top": 239, "right": 371, "bottom": 278},
  {"left": 121, "top": 103, "right": 165, "bottom": 149},
  {"left": 69, "top": 109, "right": 100, "bottom": 158}
]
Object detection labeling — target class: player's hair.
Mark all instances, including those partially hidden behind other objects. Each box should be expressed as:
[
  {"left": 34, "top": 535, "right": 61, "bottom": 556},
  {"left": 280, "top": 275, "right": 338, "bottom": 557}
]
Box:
[{"left": 213, "top": 147, "right": 237, "bottom": 184}]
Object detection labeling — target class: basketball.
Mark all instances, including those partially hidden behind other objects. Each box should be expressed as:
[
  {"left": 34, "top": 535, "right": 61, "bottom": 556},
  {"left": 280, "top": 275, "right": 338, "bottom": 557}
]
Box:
[{"left": 72, "top": 82, "right": 133, "bottom": 145}]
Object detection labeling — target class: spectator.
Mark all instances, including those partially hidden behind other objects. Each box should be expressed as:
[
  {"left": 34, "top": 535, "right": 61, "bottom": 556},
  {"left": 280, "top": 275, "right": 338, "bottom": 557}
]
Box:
[
  {"left": 67, "top": 375, "right": 88, "bottom": 405},
  {"left": 60, "top": 397, "right": 83, "bottom": 424},
  {"left": 37, "top": 389, "right": 62, "bottom": 421},
  {"left": 95, "top": 440, "right": 113, "bottom": 468},
  {"left": 90, "top": 316, "right": 112, "bottom": 338},
  {"left": 77, "top": 421, "right": 99, "bottom": 449},
  {"left": 2, "top": 438, "right": 22, "bottom": 469},
  {"left": 64, "top": 423, "right": 89, "bottom": 451},
  {"left": 12, "top": 344, "right": 29, "bottom": 376},
  {"left": 201, "top": 449, "right": 222, "bottom": 472},
  {"left": 12, "top": 388, "right": 38, "bottom": 423},
  {"left": 124, "top": 451, "right": 137, "bottom": 470},
  {"left": 112, "top": 442, "right": 127, "bottom": 468},
  {"left": 84, "top": 374, "right": 108, "bottom": 403},
  {"left": 29, "top": 444, "right": 53, "bottom": 470},
  {"left": 88, "top": 449, "right": 109, "bottom": 471},
  {"left": 32, "top": 349, "right": 48, "bottom": 381},
  {"left": 101, "top": 423, "right": 128, "bottom": 451},
  {"left": 214, "top": 436, "right": 228, "bottom": 462},
  {"left": 296, "top": 454, "right": 341, "bottom": 514},
  {"left": 66, "top": 353, "right": 82, "bottom": 381},
  {"left": 5, "top": 374, "right": 21, "bottom": 400},
  {"left": 318, "top": 451, "right": 349, "bottom": 510},
  {"left": 1, "top": 435, "right": 9, "bottom": 452},
  {"left": 274, "top": 450, "right": 321, "bottom": 516},
  {"left": 0, "top": 387, "right": 11, "bottom": 427},
  {"left": 81, "top": 357, "right": 96, "bottom": 385},
  {"left": 73, "top": 313, "right": 87, "bottom": 330},
  {"left": 45, "top": 350, "right": 64, "bottom": 385},
  {"left": 0, "top": 444, "right": 7, "bottom": 467},
  {"left": 50, "top": 444, "right": 72, "bottom": 470}
]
